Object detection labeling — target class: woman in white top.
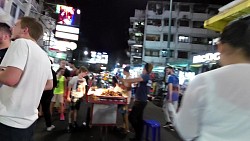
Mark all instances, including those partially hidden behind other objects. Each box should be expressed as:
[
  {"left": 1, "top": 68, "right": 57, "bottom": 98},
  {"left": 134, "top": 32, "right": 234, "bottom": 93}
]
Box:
[{"left": 174, "top": 16, "right": 250, "bottom": 141}]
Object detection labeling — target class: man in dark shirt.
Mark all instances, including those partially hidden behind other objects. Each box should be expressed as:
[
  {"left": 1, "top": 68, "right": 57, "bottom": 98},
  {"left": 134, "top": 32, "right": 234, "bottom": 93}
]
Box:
[{"left": 0, "top": 23, "right": 11, "bottom": 64}]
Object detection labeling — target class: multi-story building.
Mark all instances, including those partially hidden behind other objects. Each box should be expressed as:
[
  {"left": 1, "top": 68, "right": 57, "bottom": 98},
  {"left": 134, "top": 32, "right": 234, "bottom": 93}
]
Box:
[
  {"left": 0, "top": 0, "right": 56, "bottom": 48},
  {"left": 129, "top": 9, "right": 145, "bottom": 66},
  {"left": 141, "top": 1, "right": 222, "bottom": 67}
]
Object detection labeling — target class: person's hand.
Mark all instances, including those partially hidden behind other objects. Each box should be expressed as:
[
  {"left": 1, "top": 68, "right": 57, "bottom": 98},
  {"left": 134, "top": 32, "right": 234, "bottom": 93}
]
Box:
[
  {"left": 168, "top": 98, "right": 172, "bottom": 103},
  {"left": 67, "top": 97, "right": 71, "bottom": 102}
]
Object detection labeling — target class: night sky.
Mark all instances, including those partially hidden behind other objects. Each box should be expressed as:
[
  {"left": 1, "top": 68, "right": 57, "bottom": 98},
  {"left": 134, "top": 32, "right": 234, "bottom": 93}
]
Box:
[{"left": 65, "top": 0, "right": 233, "bottom": 66}]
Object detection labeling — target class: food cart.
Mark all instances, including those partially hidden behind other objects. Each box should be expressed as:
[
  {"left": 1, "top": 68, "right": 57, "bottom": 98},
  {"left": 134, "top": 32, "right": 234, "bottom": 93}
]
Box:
[
  {"left": 87, "top": 87, "right": 128, "bottom": 126},
  {"left": 86, "top": 87, "right": 128, "bottom": 140}
]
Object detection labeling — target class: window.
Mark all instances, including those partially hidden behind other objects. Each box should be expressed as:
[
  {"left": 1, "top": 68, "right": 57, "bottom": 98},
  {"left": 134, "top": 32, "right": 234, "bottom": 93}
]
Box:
[
  {"left": 208, "top": 8, "right": 218, "bottom": 15},
  {"left": 18, "top": 10, "right": 25, "bottom": 18},
  {"left": 164, "top": 18, "right": 175, "bottom": 26},
  {"left": 178, "top": 35, "right": 189, "bottom": 43},
  {"left": 179, "top": 5, "right": 190, "bottom": 12},
  {"left": 163, "top": 50, "right": 175, "bottom": 57},
  {"left": 145, "top": 49, "right": 151, "bottom": 56},
  {"left": 129, "top": 22, "right": 134, "bottom": 28},
  {"left": 10, "top": 3, "right": 17, "bottom": 18},
  {"left": 146, "top": 34, "right": 160, "bottom": 41},
  {"left": 193, "top": 4, "right": 207, "bottom": 13},
  {"left": 163, "top": 3, "right": 175, "bottom": 11},
  {"left": 147, "top": 19, "right": 162, "bottom": 26},
  {"left": 179, "top": 20, "right": 189, "bottom": 27},
  {"left": 152, "top": 50, "right": 159, "bottom": 57},
  {"left": 178, "top": 51, "right": 188, "bottom": 59},
  {"left": 163, "top": 34, "right": 174, "bottom": 42},
  {"left": 155, "top": 2, "right": 163, "bottom": 15},
  {"left": 0, "top": 0, "right": 5, "bottom": 8},
  {"left": 192, "top": 37, "right": 207, "bottom": 44},
  {"left": 145, "top": 49, "right": 159, "bottom": 57},
  {"left": 193, "top": 21, "right": 204, "bottom": 28},
  {"left": 148, "top": 2, "right": 156, "bottom": 11},
  {"left": 208, "top": 38, "right": 213, "bottom": 45}
]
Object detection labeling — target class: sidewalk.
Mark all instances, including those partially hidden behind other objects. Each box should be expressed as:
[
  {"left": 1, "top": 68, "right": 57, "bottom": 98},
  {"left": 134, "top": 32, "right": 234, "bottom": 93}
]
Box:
[{"left": 34, "top": 101, "right": 182, "bottom": 141}]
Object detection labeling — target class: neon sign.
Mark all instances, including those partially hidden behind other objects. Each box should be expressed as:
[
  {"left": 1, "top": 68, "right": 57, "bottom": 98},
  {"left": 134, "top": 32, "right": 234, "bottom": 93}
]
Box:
[{"left": 193, "top": 52, "right": 220, "bottom": 63}]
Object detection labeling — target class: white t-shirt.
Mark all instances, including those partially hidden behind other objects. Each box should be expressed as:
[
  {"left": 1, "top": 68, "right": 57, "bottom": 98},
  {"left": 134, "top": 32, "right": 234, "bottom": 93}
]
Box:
[
  {"left": 174, "top": 64, "right": 250, "bottom": 141},
  {"left": 0, "top": 39, "right": 52, "bottom": 128},
  {"left": 69, "top": 76, "right": 87, "bottom": 98}
]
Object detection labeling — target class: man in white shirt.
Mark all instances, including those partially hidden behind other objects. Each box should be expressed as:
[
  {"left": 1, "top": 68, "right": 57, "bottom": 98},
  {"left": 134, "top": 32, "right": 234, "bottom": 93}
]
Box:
[
  {"left": 0, "top": 17, "right": 53, "bottom": 140},
  {"left": 174, "top": 16, "right": 250, "bottom": 141}
]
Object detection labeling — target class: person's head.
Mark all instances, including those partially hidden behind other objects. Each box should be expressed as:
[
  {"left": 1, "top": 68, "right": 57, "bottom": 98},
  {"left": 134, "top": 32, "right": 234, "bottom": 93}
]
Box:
[
  {"left": 123, "top": 66, "right": 130, "bottom": 75},
  {"left": 56, "top": 68, "right": 65, "bottom": 75},
  {"left": 0, "top": 23, "right": 11, "bottom": 47},
  {"left": 143, "top": 63, "right": 153, "bottom": 74},
  {"left": 11, "top": 17, "right": 43, "bottom": 41},
  {"left": 165, "top": 66, "right": 174, "bottom": 75},
  {"left": 68, "top": 61, "right": 76, "bottom": 69},
  {"left": 217, "top": 15, "right": 250, "bottom": 66},
  {"left": 59, "top": 60, "right": 67, "bottom": 68},
  {"left": 78, "top": 66, "right": 88, "bottom": 77}
]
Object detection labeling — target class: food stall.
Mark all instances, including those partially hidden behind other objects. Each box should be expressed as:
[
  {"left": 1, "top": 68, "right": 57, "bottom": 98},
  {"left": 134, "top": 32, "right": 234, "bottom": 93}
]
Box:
[{"left": 87, "top": 87, "right": 128, "bottom": 126}]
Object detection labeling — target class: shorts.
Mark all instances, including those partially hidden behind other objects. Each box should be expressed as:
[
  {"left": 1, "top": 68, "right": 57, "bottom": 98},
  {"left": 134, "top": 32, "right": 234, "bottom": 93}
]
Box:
[
  {"left": 51, "top": 94, "right": 64, "bottom": 103},
  {"left": 70, "top": 97, "right": 81, "bottom": 110},
  {"left": 118, "top": 104, "right": 128, "bottom": 114}
]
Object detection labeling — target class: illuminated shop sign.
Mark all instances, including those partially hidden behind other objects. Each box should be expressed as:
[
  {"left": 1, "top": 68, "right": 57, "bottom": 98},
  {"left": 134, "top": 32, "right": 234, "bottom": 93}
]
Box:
[{"left": 193, "top": 52, "right": 220, "bottom": 63}]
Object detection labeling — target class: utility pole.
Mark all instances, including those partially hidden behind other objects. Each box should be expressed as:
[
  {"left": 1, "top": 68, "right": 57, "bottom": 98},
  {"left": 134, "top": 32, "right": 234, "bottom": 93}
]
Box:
[{"left": 166, "top": 0, "right": 173, "bottom": 65}]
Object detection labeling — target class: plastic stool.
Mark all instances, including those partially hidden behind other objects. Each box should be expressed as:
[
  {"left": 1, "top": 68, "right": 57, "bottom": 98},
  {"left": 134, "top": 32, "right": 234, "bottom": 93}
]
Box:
[{"left": 144, "top": 120, "right": 161, "bottom": 141}]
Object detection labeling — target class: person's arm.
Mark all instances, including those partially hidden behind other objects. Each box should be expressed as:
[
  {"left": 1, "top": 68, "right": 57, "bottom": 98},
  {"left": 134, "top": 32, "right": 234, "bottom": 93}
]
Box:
[
  {"left": 44, "top": 68, "right": 54, "bottom": 90},
  {"left": 168, "top": 83, "right": 173, "bottom": 102},
  {"left": 121, "top": 77, "right": 143, "bottom": 84},
  {"left": 64, "top": 76, "right": 67, "bottom": 96},
  {"left": 44, "top": 79, "right": 53, "bottom": 90},
  {"left": 173, "top": 75, "right": 206, "bottom": 141},
  {"left": 0, "top": 66, "right": 22, "bottom": 87},
  {"left": 167, "top": 76, "right": 174, "bottom": 102},
  {"left": 67, "top": 84, "right": 72, "bottom": 102}
]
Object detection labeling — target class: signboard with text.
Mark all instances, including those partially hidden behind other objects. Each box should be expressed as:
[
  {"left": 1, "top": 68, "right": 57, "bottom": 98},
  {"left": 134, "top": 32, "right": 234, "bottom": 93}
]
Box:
[{"left": 192, "top": 52, "right": 220, "bottom": 63}]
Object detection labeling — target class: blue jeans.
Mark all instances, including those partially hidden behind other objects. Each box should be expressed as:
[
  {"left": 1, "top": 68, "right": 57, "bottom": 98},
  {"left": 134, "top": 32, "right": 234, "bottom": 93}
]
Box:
[{"left": 0, "top": 121, "right": 36, "bottom": 141}]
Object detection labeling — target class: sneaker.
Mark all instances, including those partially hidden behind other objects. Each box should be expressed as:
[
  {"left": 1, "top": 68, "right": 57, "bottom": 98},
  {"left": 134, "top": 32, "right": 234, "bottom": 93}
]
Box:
[
  {"left": 168, "top": 125, "right": 175, "bottom": 131},
  {"left": 163, "top": 122, "right": 172, "bottom": 128},
  {"left": 67, "top": 124, "right": 73, "bottom": 133},
  {"left": 60, "top": 114, "right": 65, "bottom": 121},
  {"left": 46, "top": 125, "right": 55, "bottom": 131},
  {"left": 73, "top": 122, "right": 78, "bottom": 129}
]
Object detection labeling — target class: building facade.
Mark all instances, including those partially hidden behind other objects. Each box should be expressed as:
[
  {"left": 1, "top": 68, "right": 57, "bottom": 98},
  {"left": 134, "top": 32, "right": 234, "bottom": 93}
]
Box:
[
  {"left": 141, "top": 1, "right": 221, "bottom": 67},
  {"left": 0, "top": 0, "right": 56, "bottom": 48}
]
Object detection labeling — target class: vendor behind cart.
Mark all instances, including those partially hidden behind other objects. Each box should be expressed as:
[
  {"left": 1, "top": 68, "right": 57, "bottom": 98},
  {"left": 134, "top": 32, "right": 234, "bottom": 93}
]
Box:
[
  {"left": 66, "top": 66, "right": 88, "bottom": 132},
  {"left": 119, "top": 63, "right": 153, "bottom": 141}
]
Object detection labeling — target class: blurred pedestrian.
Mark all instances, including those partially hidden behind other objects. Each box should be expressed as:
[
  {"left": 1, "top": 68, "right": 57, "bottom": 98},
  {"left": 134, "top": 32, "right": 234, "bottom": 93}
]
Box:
[
  {"left": 0, "top": 22, "right": 11, "bottom": 64},
  {"left": 120, "top": 63, "right": 153, "bottom": 141},
  {"left": 174, "top": 16, "right": 250, "bottom": 141}
]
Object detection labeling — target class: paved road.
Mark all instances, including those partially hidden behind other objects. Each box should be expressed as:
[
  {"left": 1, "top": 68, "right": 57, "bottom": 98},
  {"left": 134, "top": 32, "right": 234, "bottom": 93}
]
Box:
[{"left": 34, "top": 101, "right": 182, "bottom": 141}]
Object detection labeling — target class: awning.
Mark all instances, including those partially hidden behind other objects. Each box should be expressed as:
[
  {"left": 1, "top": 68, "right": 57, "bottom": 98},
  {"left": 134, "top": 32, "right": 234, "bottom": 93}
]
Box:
[{"left": 204, "top": 0, "right": 250, "bottom": 32}]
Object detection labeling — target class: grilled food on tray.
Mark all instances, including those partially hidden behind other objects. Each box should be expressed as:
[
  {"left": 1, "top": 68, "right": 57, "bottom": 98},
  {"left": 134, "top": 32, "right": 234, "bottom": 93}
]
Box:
[{"left": 101, "top": 90, "right": 123, "bottom": 97}]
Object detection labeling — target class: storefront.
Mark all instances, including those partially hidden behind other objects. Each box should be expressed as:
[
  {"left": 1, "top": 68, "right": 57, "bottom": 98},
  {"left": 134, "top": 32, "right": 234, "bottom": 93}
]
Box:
[
  {"left": 204, "top": 0, "right": 250, "bottom": 32},
  {"left": 190, "top": 52, "right": 220, "bottom": 74}
]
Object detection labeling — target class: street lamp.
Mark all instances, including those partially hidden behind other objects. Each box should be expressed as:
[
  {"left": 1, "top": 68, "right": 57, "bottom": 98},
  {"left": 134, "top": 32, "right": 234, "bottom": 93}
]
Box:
[{"left": 167, "top": 0, "right": 173, "bottom": 64}]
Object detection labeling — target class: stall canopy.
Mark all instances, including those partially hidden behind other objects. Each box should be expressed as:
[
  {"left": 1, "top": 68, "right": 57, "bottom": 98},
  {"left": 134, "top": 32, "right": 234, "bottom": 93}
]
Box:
[{"left": 204, "top": 0, "right": 250, "bottom": 32}]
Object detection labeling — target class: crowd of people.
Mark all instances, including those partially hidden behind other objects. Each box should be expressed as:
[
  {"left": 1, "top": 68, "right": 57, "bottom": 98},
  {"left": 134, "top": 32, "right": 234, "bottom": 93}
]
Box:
[{"left": 0, "top": 15, "right": 249, "bottom": 141}]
